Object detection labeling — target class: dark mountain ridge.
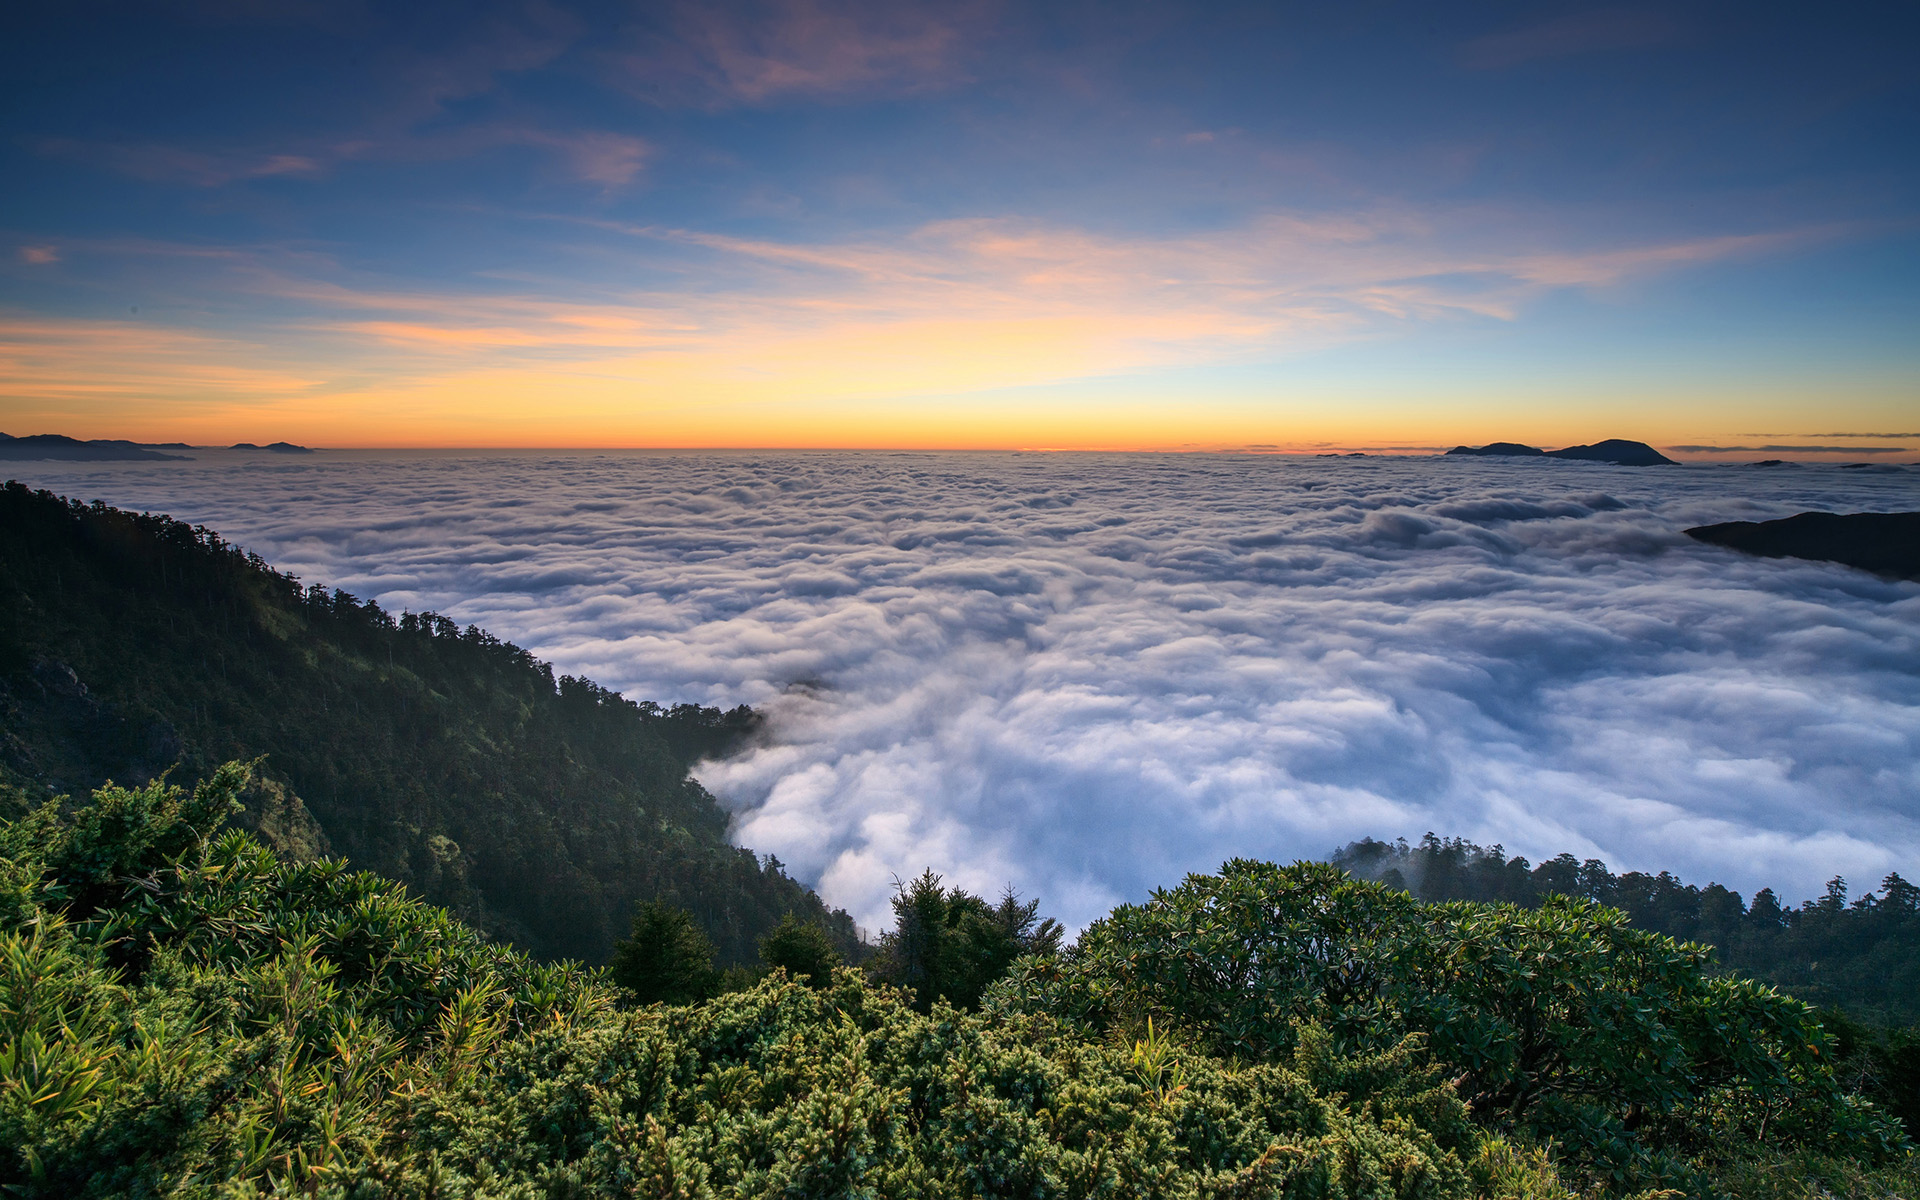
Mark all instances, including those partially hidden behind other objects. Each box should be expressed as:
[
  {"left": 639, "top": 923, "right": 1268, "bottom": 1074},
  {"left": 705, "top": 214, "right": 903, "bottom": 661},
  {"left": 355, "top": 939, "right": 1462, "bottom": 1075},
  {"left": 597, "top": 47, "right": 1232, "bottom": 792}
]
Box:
[
  {"left": 1446, "top": 438, "right": 1677, "bottom": 465},
  {"left": 1687, "top": 510, "right": 1920, "bottom": 581},
  {"left": 0, "top": 481, "right": 855, "bottom": 964},
  {"left": 1444, "top": 440, "right": 1544, "bottom": 457},
  {"left": 0, "top": 432, "right": 189, "bottom": 461}
]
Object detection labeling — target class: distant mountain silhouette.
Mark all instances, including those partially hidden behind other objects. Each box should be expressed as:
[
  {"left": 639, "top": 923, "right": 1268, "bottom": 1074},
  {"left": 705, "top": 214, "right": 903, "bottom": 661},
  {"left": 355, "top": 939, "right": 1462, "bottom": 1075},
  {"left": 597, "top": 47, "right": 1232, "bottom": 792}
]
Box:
[
  {"left": 0, "top": 433, "right": 188, "bottom": 461},
  {"left": 231, "top": 441, "right": 314, "bottom": 453},
  {"left": 1445, "top": 442, "right": 1545, "bottom": 457},
  {"left": 1687, "top": 511, "right": 1920, "bottom": 581},
  {"left": 1446, "top": 438, "right": 1676, "bottom": 465},
  {"left": 1546, "top": 439, "right": 1676, "bottom": 466}
]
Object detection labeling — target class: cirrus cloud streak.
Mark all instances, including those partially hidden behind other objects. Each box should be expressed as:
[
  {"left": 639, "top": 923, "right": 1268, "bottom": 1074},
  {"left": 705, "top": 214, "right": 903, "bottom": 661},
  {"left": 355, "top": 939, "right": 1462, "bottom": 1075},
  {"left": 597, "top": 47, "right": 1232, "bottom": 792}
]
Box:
[{"left": 0, "top": 207, "right": 1842, "bottom": 442}]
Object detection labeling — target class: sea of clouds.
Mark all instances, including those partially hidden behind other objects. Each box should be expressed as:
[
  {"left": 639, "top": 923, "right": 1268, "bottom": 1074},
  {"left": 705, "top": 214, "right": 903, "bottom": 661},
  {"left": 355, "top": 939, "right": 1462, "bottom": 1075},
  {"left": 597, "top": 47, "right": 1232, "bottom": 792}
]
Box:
[{"left": 11, "top": 450, "right": 1919, "bottom": 932}]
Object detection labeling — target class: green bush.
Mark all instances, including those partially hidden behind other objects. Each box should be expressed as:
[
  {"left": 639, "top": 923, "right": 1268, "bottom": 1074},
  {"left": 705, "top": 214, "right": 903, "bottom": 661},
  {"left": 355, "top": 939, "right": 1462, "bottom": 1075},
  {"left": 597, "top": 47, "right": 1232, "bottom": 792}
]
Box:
[
  {"left": 759, "top": 911, "right": 842, "bottom": 989},
  {"left": 0, "top": 767, "right": 601, "bottom": 1195},
  {"left": 2, "top": 774, "right": 1912, "bottom": 1197},
  {"left": 990, "top": 858, "right": 1912, "bottom": 1189},
  {"left": 869, "top": 869, "right": 1064, "bottom": 1012},
  {"left": 609, "top": 899, "right": 721, "bottom": 1004},
  {"left": 399, "top": 975, "right": 1480, "bottom": 1200},
  {"left": 0, "top": 771, "right": 1473, "bottom": 1198}
]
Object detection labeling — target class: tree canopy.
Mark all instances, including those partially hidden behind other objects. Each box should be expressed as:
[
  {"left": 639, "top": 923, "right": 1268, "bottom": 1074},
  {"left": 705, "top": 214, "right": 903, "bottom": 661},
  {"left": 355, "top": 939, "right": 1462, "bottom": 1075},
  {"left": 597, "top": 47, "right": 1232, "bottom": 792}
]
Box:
[
  {"left": 992, "top": 858, "right": 1911, "bottom": 1190},
  {"left": 4, "top": 776, "right": 1913, "bottom": 1198},
  {"left": 867, "top": 869, "right": 1064, "bottom": 1012},
  {"left": 1335, "top": 833, "right": 1920, "bottom": 1025},
  {"left": 0, "top": 482, "right": 855, "bottom": 964}
]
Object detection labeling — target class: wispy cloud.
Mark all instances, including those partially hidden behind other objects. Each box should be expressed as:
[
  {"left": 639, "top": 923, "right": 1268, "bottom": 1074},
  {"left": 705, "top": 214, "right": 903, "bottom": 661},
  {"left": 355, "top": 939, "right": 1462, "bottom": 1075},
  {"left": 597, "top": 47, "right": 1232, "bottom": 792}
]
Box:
[
  {"left": 608, "top": 0, "right": 986, "bottom": 106},
  {"left": 37, "top": 140, "right": 327, "bottom": 188},
  {"left": 39, "top": 124, "right": 651, "bottom": 190},
  {"left": 388, "top": 2, "right": 580, "bottom": 118},
  {"left": 1503, "top": 229, "right": 1832, "bottom": 288},
  {"left": 0, "top": 208, "right": 1838, "bottom": 432},
  {"left": 1803, "top": 432, "right": 1920, "bottom": 439},
  {"left": 291, "top": 210, "right": 1818, "bottom": 374},
  {"left": 511, "top": 128, "right": 651, "bottom": 187},
  {"left": 1670, "top": 444, "right": 1912, "bottom": 454},
  {"left": 18, "top": 246, "right": 59, "bottom": 265},
  {"left": 1460, "top": 8, "right": 1679, "bottom": 71},
  {"left": 0, "top": 317, "right": 325, "bottom": 411},
  {"left": 29, "top": 3, "right": 631, "bottom": 191}
]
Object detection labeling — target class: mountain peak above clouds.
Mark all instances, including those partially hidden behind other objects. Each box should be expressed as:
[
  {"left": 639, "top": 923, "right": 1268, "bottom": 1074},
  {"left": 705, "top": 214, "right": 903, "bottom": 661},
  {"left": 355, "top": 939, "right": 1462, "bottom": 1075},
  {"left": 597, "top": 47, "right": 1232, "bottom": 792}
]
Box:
[
  {"left": 1445, "top": 442, "right": 1546, "bottom": 457},
  {"left": 1546, "top": 439, "right": 1677, "bottom": 466},
  {"left": 0, "top": 433, "right": 189, "bottom": 461},
  {"left": 1446, "top": 438, "right": 1676, "bottom": 465}
]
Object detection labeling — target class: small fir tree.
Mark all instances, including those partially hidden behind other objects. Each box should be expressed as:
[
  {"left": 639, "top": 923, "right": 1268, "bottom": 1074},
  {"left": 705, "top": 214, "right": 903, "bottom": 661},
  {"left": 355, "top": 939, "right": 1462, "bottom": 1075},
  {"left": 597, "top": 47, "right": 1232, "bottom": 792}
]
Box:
[
  {"left": 758, "top": 912, "right": 841, "bottom": 988},
  {"left": 609, "top": 900, "right": 717, "bottom": 1004}
]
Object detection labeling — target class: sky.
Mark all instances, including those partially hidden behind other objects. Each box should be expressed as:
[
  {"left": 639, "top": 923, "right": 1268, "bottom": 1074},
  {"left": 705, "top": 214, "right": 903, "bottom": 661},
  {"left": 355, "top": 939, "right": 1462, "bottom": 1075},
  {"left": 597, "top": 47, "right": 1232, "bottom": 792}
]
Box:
[
  {"left": 8, "top": 450, "right": 1916, "bottom": 930},
  {"left": 2, "top": 0, "right": 1917, "bottom": 453}
]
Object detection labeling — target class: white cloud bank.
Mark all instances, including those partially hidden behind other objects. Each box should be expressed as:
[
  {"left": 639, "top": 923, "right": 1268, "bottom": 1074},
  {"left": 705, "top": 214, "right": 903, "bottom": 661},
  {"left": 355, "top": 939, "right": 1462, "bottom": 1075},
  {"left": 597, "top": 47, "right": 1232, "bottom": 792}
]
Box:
[{"left": 14, "top": 451, "right": 1919, "bottom": 931}]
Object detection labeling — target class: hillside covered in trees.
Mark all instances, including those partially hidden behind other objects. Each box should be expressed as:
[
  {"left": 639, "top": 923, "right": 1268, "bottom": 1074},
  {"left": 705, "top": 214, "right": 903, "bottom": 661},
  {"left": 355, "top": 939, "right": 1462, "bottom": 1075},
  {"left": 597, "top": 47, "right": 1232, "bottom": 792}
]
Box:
[
  {"left": 1333, "top": 834, "right": 1920, "bottom": 1024},
  {"left": 4, "top": 768, "right": 1915, "bottom": 1198},
  {"left": 0, "top": 482, "right": 856, "bottom": 964}
]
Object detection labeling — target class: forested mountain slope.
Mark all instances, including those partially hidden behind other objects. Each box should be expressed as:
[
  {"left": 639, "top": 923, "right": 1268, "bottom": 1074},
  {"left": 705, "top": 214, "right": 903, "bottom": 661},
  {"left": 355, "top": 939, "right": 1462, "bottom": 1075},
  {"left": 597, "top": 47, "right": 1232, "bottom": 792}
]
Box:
[{"left": 0, "top": 482, "right": 856, "bottom": 964}]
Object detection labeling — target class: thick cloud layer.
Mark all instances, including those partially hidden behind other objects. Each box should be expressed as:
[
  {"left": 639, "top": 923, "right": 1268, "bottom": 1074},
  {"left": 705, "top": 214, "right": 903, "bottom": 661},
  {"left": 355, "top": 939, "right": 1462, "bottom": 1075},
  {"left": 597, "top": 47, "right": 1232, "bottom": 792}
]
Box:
[{"left": 12, "top": 451, "right": 1919, "bottom": 931}]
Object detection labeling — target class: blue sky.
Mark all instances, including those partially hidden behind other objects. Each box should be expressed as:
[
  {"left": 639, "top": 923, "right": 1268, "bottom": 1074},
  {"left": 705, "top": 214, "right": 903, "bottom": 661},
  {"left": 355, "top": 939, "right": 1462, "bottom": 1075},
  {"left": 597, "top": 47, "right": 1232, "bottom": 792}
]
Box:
[{"left": 2, "top": 0, "right": 1916, "bottom": 450}]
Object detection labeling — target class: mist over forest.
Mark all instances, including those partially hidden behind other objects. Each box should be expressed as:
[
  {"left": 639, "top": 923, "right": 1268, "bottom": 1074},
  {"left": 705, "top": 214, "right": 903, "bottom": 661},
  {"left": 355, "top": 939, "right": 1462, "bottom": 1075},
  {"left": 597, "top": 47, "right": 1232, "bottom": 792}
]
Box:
[
  {"left": 4, "top": 470, "right": 1918, "bottom": 1195},
  {"left": 10, "top": 450, "right": 1916, "bottom": 933}
]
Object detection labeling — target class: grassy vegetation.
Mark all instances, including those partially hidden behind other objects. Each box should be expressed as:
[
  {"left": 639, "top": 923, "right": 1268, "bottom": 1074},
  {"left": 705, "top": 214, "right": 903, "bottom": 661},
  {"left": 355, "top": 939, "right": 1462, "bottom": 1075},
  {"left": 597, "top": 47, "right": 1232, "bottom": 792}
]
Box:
[{"left": 3, "top": 768, "right": 1912, "bottom": 1197}]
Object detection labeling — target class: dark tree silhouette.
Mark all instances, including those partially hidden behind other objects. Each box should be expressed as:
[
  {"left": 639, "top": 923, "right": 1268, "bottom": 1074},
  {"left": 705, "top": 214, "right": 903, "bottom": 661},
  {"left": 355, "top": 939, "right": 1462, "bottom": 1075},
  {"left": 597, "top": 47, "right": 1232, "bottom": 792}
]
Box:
[{"left": 609, "top": 900, "right": 719, "bottom": 1004}]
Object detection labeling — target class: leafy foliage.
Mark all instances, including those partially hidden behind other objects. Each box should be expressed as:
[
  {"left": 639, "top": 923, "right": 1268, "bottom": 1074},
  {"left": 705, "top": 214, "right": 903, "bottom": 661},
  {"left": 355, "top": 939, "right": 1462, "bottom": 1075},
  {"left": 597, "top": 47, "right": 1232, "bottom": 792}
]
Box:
[
  {"left": 868, "top": 869, "right": 1065, "bottom": 1013},
  {"left": 0, "top": 482, "right": 856, "bottom": 965},
  {"left": 6, "top": 768, "right": 1510, "bottom": 1199},
  {"left": 758, "top": 911, "right": 843, "bottom": 989},
  {"left": 609, "top": 900, "right": 721, "bottom": 1004},
  {"left": 1335, "top": 833, "right": 1920, "bottom": 1025},
  {"left": 991, "top": 858, "right": 1913, "bottom": 1190},
  {"left": 1336, "top": 833, "right": 1920, "bottom": 1143},
  {"left": 0, "top": 766, "right": 604, "bottom": 1194}
]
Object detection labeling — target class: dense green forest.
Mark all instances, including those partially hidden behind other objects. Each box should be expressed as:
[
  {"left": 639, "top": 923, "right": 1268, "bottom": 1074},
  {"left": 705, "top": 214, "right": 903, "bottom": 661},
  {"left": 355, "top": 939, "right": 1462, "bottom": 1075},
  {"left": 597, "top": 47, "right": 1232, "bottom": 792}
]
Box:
[
  {"left": 1333, "top": 834, "right": 1920, "bottom": 1024},
  {"left": 4, "top": 768, "right": 1914, "bottom": 1197},
  {"left": 1334, "top": 834, "right": 1920, "bottom": 1140},
  {"left": 0, "top": 482, "right": 856, "bottom": 964}
]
